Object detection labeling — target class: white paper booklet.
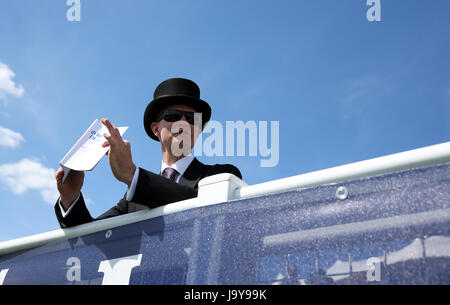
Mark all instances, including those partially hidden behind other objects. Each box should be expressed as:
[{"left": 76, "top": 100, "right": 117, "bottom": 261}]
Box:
[{"left": 59, "top": 119, "right": 128, "bottom": 183}]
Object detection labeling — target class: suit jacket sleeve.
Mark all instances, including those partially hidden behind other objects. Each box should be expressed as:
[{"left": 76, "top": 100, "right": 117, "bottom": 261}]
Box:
[
  {"left": 54, "top": 193, "right": 94, "bottom": 228},
  {"left": 54, "top": 169, "right": 198, "bottom": 228},
  {"left": 55, "top": 193, "right": 130, "bottom": 228},
  {"left": 129, "top": 163, "right": 242, "bottom": 207},
  {"left": 54, "top": 163, "right": 242, "bottom": 228},
  {"left": 206, "top": 164, "right": 242, "bottom": 180},
  {"left": 130, "top": 167, "right": 198, "bottom": 208}
]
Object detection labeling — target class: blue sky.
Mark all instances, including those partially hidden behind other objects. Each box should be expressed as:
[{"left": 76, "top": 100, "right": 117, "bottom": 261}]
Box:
[{"left": 0, "top": 0, "right": 449, "bottom": 242}]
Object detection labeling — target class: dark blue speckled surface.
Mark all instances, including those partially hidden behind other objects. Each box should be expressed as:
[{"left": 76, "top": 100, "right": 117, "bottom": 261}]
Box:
[{"left": 1, "top": 163, "right": 449, "bottom": 284}]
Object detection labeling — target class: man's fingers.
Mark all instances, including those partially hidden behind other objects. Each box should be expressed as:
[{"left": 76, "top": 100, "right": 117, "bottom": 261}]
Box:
[
  {"left": 102, "top": 118, "right": 125, "bottom": 149},
  {"left": 101, "top": 139, "right": 111, "bottom": 148},
  {"left": 55, "top": 168, "right": 84, "bottom": 184},
  {"left": 75, "top": 170, "right": 85, "bottom": 177},
  {"left": 55, "top": 167, "right": 64, "bottom": 181},
  {"left": 102, "top": 118, "right": 121, "bottom": 138}
]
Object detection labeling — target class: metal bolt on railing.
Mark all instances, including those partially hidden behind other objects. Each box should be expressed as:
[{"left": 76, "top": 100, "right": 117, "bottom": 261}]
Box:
[{"left": 336, "top": 186, "right": 349, "bottom": 200}]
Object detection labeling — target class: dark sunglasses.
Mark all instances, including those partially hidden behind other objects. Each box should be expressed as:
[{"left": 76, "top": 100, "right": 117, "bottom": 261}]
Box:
[{"left": 156, "top": 109, "right": 198, "bottom": 125}]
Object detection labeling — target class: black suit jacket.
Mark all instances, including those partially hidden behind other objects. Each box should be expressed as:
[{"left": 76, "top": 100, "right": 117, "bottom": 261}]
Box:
[{"left": 54, "top": 158, "right": 242, "bottom": 228}]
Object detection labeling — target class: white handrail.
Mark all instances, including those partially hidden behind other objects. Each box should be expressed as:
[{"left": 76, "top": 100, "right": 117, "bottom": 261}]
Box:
[
  {"left": 1, "top": 141, "right": 449, "bottom": 256},
  {"left": 0, "top": 196, "right": 199, "bottom": 256},
  {"left": 236, "top": 141, "right": 450, "bottom": 200}
]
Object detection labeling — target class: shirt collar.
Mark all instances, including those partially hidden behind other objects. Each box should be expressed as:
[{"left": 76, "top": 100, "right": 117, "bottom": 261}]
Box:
[{"left": 161, "top": 154, "right": 195, "bottom": 176}]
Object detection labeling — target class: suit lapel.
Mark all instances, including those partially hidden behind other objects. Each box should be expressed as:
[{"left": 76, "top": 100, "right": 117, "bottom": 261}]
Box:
[{"left": 178, "top": 158, "right": 205, "bottom": 189}]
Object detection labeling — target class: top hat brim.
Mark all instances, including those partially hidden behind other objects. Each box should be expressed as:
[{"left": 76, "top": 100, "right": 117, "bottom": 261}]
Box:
[{"left": 144, "top": 95, "right": 211, "bottom": 141}]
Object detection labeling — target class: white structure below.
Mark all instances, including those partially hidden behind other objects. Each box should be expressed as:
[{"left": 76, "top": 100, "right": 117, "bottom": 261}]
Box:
[{"left": 0, "top": 141, "right": 449, "bottom": 256}]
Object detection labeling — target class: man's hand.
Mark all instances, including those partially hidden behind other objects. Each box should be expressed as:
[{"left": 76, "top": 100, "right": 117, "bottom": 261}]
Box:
[
  {"left": 55, "top": 168, "right": 84, "bottom": 211},
  {"left": 101, "top": 118, "right": 136, "bottom": 187}
]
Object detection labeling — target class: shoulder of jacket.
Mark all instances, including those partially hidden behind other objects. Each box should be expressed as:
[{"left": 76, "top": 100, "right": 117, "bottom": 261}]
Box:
[{"left": 204, "top": 163, "right": 242, "bottom": 180}]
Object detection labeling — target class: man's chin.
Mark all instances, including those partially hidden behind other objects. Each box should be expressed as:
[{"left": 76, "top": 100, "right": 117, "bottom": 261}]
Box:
[{"left": 169, "top": 138, "right": 192, "bottom": 157}]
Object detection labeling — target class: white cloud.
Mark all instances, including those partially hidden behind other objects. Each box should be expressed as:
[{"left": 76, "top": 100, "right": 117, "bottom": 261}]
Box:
[
  {"left": 341, "top": 75, "right": 386, "bottom": 105},
  {"left": 0, "top": 62, "right": 24, "bottom": 102},
  {"left": 0, "top": 158, "right": 58, "bottom": 204},
  {"left": 0, "top": 126, "right": 25, "bottom": 148},
  {"left": 338, "top": 75, "right": 394, "bottom": 121}
]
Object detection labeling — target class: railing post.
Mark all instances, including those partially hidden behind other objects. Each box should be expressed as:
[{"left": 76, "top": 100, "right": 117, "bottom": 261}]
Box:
[{"left": 196, "top": 173, "right": 247, "bottom": 206}]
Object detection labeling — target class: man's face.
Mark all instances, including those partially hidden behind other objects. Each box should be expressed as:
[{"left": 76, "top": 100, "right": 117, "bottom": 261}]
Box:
[{"left": 151, "top": 104, "right": 202, "bottom": 157}]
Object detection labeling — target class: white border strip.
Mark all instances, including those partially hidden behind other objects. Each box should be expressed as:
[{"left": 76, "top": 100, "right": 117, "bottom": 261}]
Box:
[
  {"left": 0, "top": 196, "right": 199, "bottom": 256},
  {"left": 263, "top": 208, "right": 450, "bottom": 248},
  {"left": 1, "top": 141, "right": 449, "bottom": 256}
]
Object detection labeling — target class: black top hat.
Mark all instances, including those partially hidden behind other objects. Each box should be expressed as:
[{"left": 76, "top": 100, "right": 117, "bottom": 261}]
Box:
[{"left": 143, "top": 78, "right": 212, "bottom": 141}]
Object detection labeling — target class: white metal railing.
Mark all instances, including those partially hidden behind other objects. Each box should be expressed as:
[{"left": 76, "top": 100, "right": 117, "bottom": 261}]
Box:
[
  {"left": 0, "top": 141, "right": 449, "bottom": 256},
  {"left": 236, "top": 141, "right": 450, "bottom": 200}
]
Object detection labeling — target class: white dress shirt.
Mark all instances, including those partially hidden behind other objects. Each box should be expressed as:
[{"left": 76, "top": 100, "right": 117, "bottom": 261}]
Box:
[{"left": 59, "top": 154, "right": 195, "bottom": 218}]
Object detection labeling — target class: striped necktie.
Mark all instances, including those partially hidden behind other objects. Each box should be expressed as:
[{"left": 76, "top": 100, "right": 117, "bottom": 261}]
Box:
[{"left": 162, "top": 167, "right": 180, "bottom": 182}]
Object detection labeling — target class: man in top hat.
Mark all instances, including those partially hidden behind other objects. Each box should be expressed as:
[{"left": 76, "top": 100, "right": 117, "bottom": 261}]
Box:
[{"left": 54, "top": 78, "right": 242, "bottom": 228}]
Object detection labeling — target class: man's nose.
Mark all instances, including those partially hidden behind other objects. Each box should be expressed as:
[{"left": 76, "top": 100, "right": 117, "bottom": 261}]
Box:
[
  {"left": 179, "top": 114, "right": 187, "bottom": 122},
  {"left": 171, "top": 115, "right": 190, "bottom": 129}
]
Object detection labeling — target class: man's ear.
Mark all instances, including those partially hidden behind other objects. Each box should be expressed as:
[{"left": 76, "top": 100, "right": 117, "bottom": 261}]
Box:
[{"left": 151, "top": 122, "right": 160, "bottom": 139}]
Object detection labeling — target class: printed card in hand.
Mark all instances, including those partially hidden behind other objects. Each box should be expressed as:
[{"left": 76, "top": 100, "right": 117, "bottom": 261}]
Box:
[{"left": 59, "top": 119, "right": 128, "bottom": 183}]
